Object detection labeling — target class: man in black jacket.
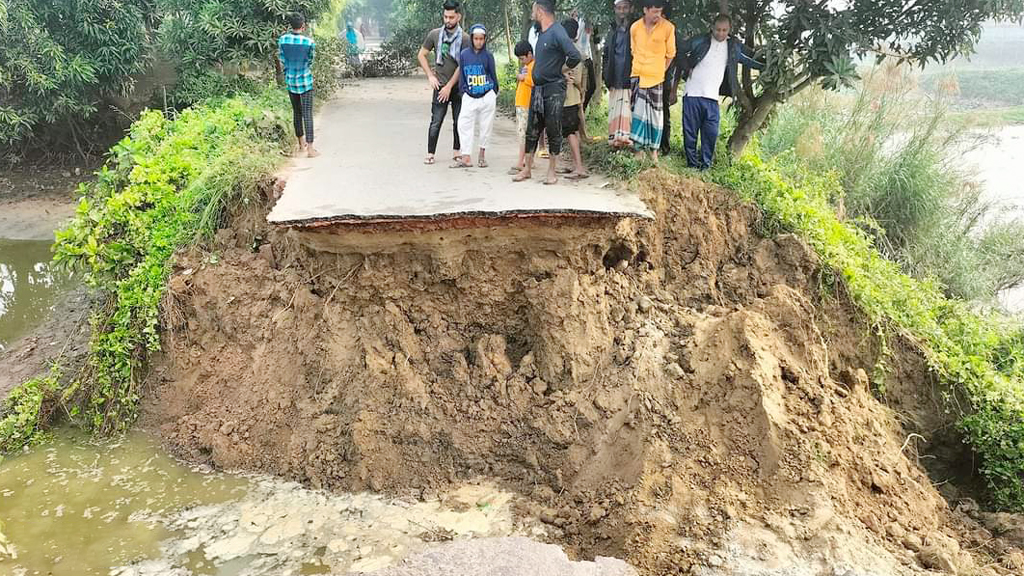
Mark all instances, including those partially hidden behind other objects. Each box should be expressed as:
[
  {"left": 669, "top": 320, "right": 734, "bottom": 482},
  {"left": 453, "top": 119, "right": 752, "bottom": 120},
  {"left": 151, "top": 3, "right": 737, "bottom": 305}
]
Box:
[
  {"left": 677, "top": 13, "right": 764, "bottom": 169},
  {"left": 602, "top": 0, "right": 634, "bottom": 149}
]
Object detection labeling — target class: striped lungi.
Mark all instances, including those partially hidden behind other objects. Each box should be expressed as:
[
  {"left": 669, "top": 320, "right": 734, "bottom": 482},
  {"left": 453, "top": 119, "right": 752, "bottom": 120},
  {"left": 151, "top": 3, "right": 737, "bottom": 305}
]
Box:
[
  {"left": 607, "top": 88, "right": 632, "bottom": 146},
  {"left": 629, "top": 78, "right": 664, "bottom": 151}
]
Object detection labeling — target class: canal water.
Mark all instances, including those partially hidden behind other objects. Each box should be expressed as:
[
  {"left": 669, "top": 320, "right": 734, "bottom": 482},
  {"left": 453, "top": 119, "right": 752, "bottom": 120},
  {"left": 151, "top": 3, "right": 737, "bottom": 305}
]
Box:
[
  {"left": 0, "top": 432, "right": 535, "bottom": 576},
  {"left": 0, "top": 238, "right": 70, "bottom": 351}
]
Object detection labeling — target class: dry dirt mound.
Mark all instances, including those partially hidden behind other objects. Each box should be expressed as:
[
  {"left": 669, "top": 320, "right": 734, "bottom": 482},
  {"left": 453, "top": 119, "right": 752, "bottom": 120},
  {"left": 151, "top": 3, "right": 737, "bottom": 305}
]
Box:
[{"left": 143, "top": 170, "right": 1020, "bottom": 575}]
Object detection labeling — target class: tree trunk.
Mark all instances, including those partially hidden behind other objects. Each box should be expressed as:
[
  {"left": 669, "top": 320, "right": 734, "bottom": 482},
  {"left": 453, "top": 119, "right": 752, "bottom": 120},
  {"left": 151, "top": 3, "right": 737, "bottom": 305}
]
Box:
[
  {"left": 520, "top": 1, "right": 534, "bottom": 41},
  {"left": 728, "top": 94, "right": 776, "bottom": 155},
  {"left": 504, "top": 2, "right": 514, "bottom": 63}
]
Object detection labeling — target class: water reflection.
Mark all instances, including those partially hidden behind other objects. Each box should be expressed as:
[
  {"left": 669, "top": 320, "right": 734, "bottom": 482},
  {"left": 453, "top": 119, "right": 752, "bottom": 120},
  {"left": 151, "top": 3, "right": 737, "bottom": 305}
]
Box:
[{"left": 0, "top": 238, "right": 69, "bottom": 350}]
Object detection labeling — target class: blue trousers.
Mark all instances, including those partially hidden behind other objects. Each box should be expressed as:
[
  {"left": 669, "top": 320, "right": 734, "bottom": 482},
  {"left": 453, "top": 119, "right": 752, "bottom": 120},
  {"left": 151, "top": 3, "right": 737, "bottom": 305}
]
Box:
[{"left": 683, "top": 96, "right": 720, "bottom": 170}]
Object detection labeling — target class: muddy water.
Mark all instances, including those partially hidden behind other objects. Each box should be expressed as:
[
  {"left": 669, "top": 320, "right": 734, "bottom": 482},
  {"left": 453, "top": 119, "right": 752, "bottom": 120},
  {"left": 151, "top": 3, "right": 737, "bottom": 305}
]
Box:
[
  {"left": 0, "top": 432, "right": 535, "bottom": 576},
  {"left": 0, "top": 238, "right": 70, "bottom": 351}
]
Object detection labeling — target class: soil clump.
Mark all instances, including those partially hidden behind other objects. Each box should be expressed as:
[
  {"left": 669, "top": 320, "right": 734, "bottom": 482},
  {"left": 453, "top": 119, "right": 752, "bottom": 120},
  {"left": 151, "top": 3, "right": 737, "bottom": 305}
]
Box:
[{"left": 144, "top": 170, "right": 1022, "bottom": 575}]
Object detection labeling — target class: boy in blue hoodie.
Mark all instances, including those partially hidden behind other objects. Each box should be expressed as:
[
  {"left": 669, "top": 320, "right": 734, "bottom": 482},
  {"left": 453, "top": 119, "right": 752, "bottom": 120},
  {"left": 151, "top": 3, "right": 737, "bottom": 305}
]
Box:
[{"left": 452, "top": 24, "right": 499, "bottom": 168}]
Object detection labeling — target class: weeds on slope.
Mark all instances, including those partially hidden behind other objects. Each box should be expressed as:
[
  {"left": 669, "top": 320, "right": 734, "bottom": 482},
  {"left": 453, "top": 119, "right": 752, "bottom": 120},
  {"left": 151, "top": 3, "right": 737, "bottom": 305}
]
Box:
[{"left": 0, "top": 91, "right": 290, "bottom": 449}]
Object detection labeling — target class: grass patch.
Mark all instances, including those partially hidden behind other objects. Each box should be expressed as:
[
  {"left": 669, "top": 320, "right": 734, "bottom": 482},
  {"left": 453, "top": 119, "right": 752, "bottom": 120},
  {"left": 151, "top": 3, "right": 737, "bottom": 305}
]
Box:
[
  {"left": 920, "top": 68, "right": 1024, "bottom": 108},
  {"left": 0, "top": 90, "right": 291, "bottom": 448},
  {"left": 947, "top": 105, "right": 1024, "bottom": 127}
]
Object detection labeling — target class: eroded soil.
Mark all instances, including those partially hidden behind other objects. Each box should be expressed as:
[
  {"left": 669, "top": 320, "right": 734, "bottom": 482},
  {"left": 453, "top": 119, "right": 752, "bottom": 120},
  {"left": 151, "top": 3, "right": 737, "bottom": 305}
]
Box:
[{"left": 143, "top": 170, "right": 1024, "bottom": 575}]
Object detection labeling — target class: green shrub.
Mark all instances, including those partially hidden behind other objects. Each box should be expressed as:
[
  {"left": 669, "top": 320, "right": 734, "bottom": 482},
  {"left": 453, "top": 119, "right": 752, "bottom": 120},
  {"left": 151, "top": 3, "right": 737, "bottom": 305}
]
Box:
[
  {"left": 0, "top": 0, "right": 150, "bottom": 151},
  {"left": 156, "top": 0, "right": 332, "bottom": 106},
  {"left": 0, "top": 370, "right": 60, "bottom": 456},
  {"left": 41, "top": 90, "right": 290, "bottom": 436}
]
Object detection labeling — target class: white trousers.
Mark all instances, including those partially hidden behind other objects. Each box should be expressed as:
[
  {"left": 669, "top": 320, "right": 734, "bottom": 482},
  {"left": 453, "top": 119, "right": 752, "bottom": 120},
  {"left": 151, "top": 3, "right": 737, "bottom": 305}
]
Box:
[{"left": 457, "top": 90, "right": 497, "bottom": 154}]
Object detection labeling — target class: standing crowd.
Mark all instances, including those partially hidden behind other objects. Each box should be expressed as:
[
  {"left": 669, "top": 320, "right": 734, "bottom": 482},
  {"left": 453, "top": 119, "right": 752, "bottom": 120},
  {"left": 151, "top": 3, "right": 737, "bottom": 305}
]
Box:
[{"left": 277, "top": 0, "right": 765, "bottom": 182}]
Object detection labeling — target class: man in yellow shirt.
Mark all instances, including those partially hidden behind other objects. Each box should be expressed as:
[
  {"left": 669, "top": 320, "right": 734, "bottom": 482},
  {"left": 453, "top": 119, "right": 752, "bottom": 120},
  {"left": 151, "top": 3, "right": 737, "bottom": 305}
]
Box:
[{"left": 629, "top": 0, "right": 676, "bottom": 161}]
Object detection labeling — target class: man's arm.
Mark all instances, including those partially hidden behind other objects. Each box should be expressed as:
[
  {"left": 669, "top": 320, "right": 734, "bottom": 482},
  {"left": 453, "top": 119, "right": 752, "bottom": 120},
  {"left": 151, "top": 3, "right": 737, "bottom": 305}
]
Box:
[
  {"left": 664, "top": 26, "right": 676, "bottom": 71},
  {"left": 561, "top": 27, "right": 582, "bottom": 69},
  {"left": 487, "top": 53, "right": 500, "bottom": 94},
  {"left": 417, "top": 33, "right": 441, "bottom": 90},
  {"left": 438, "top": 66, "right": 459, "bottom": 102},
  {"left": 738, "top": 43, "right": 765, "bottom": 70},
  {"left": 309, "top": 40, "right": 316, "bottom": 67}
]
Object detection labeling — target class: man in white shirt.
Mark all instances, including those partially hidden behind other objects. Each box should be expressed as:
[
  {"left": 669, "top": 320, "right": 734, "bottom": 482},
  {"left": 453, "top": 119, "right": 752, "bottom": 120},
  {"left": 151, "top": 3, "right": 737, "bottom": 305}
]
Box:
[{"left": 678, "top": 13, "right": 764, "bottom": 169}]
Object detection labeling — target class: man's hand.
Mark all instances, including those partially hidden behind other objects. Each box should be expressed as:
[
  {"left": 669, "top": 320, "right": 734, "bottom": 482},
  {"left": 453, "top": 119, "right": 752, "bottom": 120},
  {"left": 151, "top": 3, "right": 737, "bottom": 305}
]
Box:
[
  {"left": 437, "top": 83, "right": 452, "bottom": 102},
  {"left": 428, "top": 74, "right": 441, "bottom": 91}
]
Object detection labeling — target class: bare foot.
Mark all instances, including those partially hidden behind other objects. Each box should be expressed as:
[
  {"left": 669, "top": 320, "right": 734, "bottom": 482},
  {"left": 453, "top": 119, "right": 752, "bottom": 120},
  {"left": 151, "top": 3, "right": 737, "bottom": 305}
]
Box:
[
  {"left": 307, "top": 146, "right": 320, "bottom": 158},
  {"left": 512, "top": 171, "right": 532, "bottom": 182}
]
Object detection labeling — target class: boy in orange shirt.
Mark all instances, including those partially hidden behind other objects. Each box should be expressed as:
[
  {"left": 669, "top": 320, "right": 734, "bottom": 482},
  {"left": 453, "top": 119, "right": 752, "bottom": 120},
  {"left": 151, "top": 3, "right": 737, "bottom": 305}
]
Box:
[{"left": 511, "top": 40, "right": 535, "bottom": 174}]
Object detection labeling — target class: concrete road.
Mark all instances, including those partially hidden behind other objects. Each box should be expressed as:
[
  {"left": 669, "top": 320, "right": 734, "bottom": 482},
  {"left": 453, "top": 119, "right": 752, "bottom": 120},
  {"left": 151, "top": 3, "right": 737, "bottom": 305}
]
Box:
[{"left": 267, "top": 77, "right": 652, "bottom": 226}]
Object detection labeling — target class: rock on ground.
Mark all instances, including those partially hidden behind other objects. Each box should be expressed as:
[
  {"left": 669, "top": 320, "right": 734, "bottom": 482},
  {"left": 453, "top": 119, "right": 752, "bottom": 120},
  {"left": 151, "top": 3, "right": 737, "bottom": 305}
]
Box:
[{"left": 351, "top": 537, "right": 637, "bottom": 576}]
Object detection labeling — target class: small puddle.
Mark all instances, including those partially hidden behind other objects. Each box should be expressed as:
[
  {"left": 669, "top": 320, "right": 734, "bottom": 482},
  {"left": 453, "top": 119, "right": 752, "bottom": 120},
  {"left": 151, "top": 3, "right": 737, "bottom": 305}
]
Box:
[
  {"left": 0, "top": 432, "right": 539, "bottom": 576},
  {"left": 0, "top": 238, "right": 70, "bottom": 351}
]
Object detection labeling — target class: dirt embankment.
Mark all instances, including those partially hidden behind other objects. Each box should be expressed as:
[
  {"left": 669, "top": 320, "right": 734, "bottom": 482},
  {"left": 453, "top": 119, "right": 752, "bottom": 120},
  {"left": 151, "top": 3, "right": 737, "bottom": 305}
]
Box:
[{"left": 143, "top": 170, "right": 1024, "bottom": 575}]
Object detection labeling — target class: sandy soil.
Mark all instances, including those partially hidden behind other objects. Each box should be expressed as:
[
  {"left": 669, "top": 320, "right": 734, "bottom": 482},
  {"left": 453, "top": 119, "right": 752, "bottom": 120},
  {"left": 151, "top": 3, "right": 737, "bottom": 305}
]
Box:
[{"left": 142, "top": 169, "right": 1024, "bottom": 576}]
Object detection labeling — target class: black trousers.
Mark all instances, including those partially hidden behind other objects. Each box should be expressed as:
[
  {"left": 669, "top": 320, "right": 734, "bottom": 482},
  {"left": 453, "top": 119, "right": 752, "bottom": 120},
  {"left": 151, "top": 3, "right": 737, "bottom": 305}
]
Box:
[
  {"left": 525, "top": 83, "right": 566, "bottom": 156},
  {"left": 427, "top": 88, "right": 463, "bottom": 154},
  {"left": 289, "top": 89, "right": 314, "bottom": 143}
]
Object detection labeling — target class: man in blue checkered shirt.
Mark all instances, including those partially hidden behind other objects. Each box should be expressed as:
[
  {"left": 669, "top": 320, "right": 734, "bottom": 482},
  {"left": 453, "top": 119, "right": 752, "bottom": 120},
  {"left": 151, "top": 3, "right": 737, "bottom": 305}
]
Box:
[{"left": 279, "top": 13, "right": 319, "bottom": 158}]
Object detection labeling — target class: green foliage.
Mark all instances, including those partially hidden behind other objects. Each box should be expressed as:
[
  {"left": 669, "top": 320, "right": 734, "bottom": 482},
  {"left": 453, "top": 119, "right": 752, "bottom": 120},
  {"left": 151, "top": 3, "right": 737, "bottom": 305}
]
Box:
[
  {"left": 0, "top": 0, "right": 150, "bottom": 149},
  {"left": 759, "top": 67, "right": 1024, "bottom": 304},
  {"left": 48, "top": 90, "right": 290, "bottom": 435},
  {"left": 0, "top": 369, "right": 60, "bottom": 455},
  {"left": 156, "top": 0, "right": 332, "bottom": 105},
  {"left": 710, "top": 146, "right": 1024, "bottom": 510}
]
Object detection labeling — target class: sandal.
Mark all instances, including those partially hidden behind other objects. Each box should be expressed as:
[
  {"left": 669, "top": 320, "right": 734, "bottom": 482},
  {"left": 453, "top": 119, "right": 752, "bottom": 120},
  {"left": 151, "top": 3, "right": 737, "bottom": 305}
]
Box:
[
  {"left": 507, "top": 167, "right": 523, "bottom": 175},
  {"left": 512, "top": 172, "right": 532, "bottom": 182},
  {"left": 556, "top": 167, "right": 573, "bottom": 175},
  {"left": 478, "top": 159, "right": 489, "bottom": 168},
  {"left": 423, "top": 155, "right": 436, "bottom": 165},
  {"left": 565, "top": 172, "right": 590, "bottom": 180},
  {"left": 543, "top": 177, "right": 558, "bottom": 186},
  {"left": 449, "top": 159, "right": 472, "bottom": 169}
]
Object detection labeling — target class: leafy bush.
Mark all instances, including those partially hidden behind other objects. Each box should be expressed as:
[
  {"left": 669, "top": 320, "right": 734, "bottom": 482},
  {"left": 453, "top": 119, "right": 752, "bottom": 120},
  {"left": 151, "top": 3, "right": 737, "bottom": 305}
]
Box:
[
  {"left": 362, "top": 24, "right": 421, "bottom": 78},
  {"left": 710, "top": 148, "right": 1024, "bottom": 510},
  {"left": 0, "top": 0, "right": 150, "bottom": 151},
  {"left": 156, "top": 0, "right": 332, "bottom": 106},
  {"left": 32, "top": 90, "right": 291, "bottom": 436},
  {"left": 759, "top": 67, "right": 1024, "bottom": 305},
  {"left": 0, "top": 370, "right": 60, "bottom": 456}
]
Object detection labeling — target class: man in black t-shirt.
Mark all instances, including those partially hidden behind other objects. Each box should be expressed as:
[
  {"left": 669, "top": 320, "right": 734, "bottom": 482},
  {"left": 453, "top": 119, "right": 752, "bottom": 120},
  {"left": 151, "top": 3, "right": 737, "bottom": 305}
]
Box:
[
  {"left": 416, "top": 0, "right": 464, "bottom": 165},
  {"left": 513, "top": 0, "right": 581, "bottom": 186}
]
